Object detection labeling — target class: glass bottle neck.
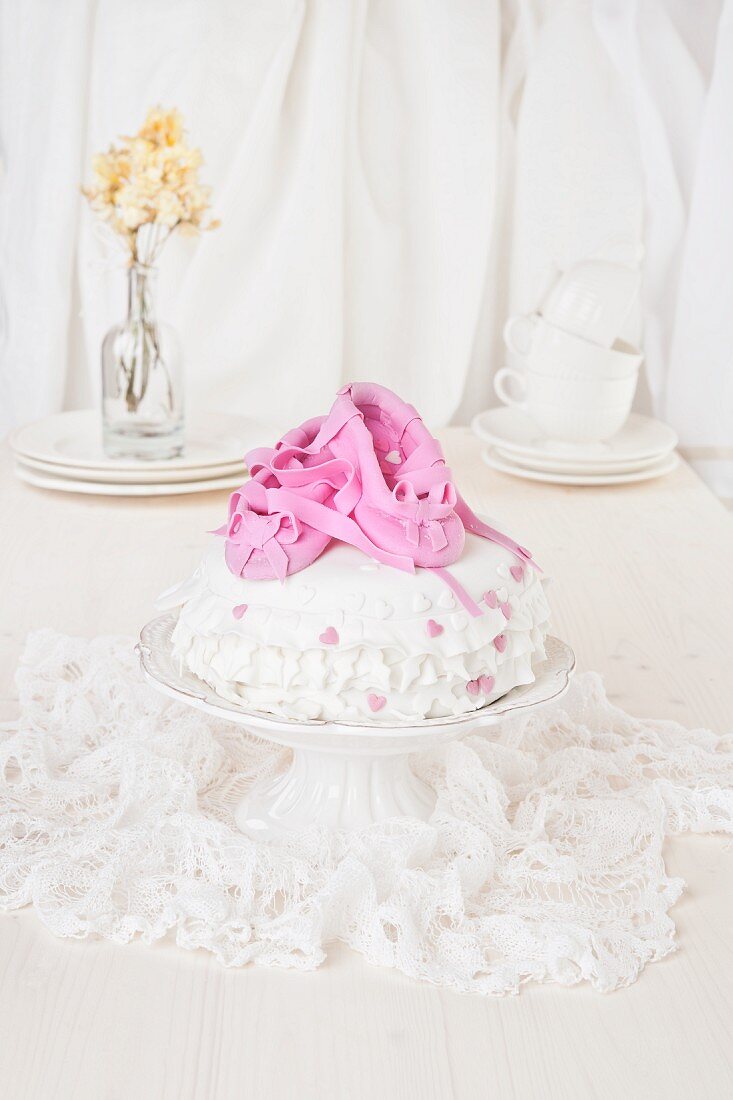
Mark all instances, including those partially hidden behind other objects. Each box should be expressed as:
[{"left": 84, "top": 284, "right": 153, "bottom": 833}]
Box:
[{"left": 127, "top": 264, "right": 157, "bottom": 323}]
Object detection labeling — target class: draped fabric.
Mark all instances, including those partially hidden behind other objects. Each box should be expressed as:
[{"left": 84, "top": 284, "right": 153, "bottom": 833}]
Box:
[{"left": 0, "top": 0, "right": 729, "bottom": 495}]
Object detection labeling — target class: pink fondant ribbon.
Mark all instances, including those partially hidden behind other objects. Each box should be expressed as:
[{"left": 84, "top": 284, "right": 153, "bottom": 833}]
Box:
[
  {"left": 271, "top": 487, "right": 416, "bottom": 574},
  {"left": 427, "top": 567, "right": 485, "bottom": 618},
  {"left": 455, "top": 496, "right": 540, "bottom": 573}
]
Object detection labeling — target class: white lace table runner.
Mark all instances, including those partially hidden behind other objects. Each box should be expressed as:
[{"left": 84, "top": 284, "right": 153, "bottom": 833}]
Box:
[{"left": 1, "top": 630, "right": 732, "bottom": 996}]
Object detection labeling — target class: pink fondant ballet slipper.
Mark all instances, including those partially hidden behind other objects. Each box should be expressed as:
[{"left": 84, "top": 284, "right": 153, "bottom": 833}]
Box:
[
  {"left": 326, "top": 383, "right": 539, "bottom": 573},
  {"left": 217, "top": 479, "right": 332, "bottom": 582},
  {"left": 307, "top": 383, "right": 465, "bottom": 568}
]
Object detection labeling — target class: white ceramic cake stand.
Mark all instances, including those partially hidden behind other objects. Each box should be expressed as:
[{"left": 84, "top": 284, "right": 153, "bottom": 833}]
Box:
[{"left": 137, "top": 613, "right": 575, "bottom": 841}]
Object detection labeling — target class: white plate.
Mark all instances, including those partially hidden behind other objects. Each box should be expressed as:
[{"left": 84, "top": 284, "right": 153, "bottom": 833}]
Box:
[
  {"left": 14, "top": 463, "right": 245, "bottom": 497},
  {"left": 472, "top": 407, "right": 678, "bottom": 466},
  {"left": 15, "top": 452, "right": 246, "bottom": 484},
  {"left": 491, "top": 444, "right": 675, "bottom": 477},
  {"left": 481, "top": 447, "right": 680, "bottom": 486},
  {"left": 9, "top": 409, "right": 273, "bottom": 476}
]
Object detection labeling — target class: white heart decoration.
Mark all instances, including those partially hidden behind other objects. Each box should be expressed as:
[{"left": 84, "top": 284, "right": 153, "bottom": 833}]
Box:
[
  {"left": 497, "top": 587, "right": 508, "bottom": 602},
  {"left": 299, "top": 586, "right": 316, "bottom": 604},
  {"left": 451, "top": 612, "right": 468, "bottom": 631},
  {"left": 373, "top": 600, "right": 393, "bottom": 619},
  {"left": 438, "top": 590, "right": 455, "bottom": 609},
  {"left": 384, "top": 450, "right": 401, "bottom": 464},
  {"left": 412, "top": 592, "right": 431, "bottom": 613},
  {"left": 496, "top": 563, "right": 510, "bottom": 580},
  {"left": 344, "top": 591, "right": 365, "bottom": 612}
]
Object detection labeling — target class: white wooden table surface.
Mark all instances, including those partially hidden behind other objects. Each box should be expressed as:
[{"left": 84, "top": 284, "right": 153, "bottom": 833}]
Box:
[{"left": 1, "top": 428, "right": 732, "bottom": 1100}]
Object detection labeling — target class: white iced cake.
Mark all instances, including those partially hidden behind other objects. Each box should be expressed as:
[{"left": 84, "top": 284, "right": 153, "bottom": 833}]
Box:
[{"left": 162, "top": 527, "right": 550, "bottom": 724}]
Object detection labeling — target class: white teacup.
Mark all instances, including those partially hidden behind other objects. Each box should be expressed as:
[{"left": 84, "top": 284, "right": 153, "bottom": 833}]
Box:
[
  {"left": 540, "top": 258, "right": 641, "bottom": 348},
  {"left": 493, "top": 367, "right": 637, "bottom": 443},
  {"left": 504, "top": 314, "right": 643, "bottom": 380}
]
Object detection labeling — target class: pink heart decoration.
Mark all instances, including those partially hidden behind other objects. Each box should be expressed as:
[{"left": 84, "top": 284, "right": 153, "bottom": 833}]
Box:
[
  {"left": 483, "top": 589, "right": 498, "bottom": 609},
  {"left": 493, "top": 634, "right": 507, "bottom": 653},
  {"left": 500, "top": 601, "right": 512, "bottom": 621},
  {"left": 478, "top": 674, "right": 495, "bottom": 695},
  {"left": 319, "top": 627, "right": 339, "bottom": 645},
  {"left": 232, "top": 604, "right": 248, "bottom": 619},
  {"left": 510, "top": 565, "right": 524, "bottom": 583},
  {"left": 367, "top": 693, "right": 387, "bottom": 712},
  {"left": 426, "top": 619, "right": 444, "bottom": 638},
  {"left": 466, "top": 679, "right": 480, "bottom": 697}
]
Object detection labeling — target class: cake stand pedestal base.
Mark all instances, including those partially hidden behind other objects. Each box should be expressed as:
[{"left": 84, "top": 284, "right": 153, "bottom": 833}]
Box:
[
  {"left": 235, "top": 747, "right": 435, "bottom": 839},
  {"left": 137, "top": 614, "right": 575, "bottom": 842}
]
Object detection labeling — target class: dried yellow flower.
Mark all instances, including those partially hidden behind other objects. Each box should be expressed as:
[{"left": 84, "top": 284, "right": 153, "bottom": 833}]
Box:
[
  {"left": 138, "top": 106, "right": 184, "bottom": 148},
  {"left": 82, "top": 106, "right": 218, "bottom": 263}
]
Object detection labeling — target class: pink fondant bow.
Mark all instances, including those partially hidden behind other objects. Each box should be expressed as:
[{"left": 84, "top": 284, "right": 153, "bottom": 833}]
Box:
[
  {"left": 393, "top": 479, "right": 456, "bottom": 552},
  {"left": 215, "top": 496, "right": 300, "bottom": 583}
]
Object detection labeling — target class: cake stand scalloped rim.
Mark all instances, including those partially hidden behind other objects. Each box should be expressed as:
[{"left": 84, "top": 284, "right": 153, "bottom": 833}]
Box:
[{"left": 136, "top": 612, "right": 575, "bottom": 748}]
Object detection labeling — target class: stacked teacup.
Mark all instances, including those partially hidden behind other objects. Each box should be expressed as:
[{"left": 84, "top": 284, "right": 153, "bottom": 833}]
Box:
[{"left": 495, "top": 257, "right": 642, "bottom": 445}]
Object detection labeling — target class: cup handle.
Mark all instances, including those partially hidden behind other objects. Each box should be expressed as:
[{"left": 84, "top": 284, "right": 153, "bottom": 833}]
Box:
[
  {"left": 503, "top": 315, "right": 536, "bottom": 357},
  {"left": 493, "top": 368, "right": 527, "bottom": 409}
]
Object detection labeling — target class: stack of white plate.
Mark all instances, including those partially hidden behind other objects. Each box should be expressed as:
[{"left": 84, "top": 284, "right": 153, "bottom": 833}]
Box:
[
  {"left": 10, "top": 410, "right": 273, "bottom": 496},
  {"left": 471, "top": 408, "right": 679, "bottom": 486}
]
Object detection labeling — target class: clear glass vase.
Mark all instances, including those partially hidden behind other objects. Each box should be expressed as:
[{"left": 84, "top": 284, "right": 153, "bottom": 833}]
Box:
[{"left": 101, "top": 263, "right": 184, "bottom": 460}]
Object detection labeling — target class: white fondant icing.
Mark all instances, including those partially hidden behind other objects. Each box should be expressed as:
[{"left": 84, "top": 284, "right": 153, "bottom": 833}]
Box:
[
  {"left": 161, "top": 526, "right": 551, "bottom": 724},
  {"left": 412, "top": 592, "right": 431, "bottom": 613}
]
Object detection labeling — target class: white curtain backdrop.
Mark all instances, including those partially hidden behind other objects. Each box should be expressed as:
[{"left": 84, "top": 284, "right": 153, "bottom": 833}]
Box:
[{"left": 1, "top": 0, "right": 730, "bottom": 495}]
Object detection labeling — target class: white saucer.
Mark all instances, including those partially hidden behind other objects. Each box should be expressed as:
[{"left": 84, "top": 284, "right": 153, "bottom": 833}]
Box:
[
  {"left": 10, "top": 409, "right": 272, "bottom": 478},
  {"left": 472, "top": 407, "right": 678, "bottom": 467},
  {"left": 481, "top": 447, "right": 679, "bottom": 486},
  {"left": 491, "top": 444, "right": 668, "bottom": 477},
  {"left": 14, "top": 463, "right": 245, "bottom": 497},
  {"left": 15, "top": 452, "right": 245, "bottom": 484}
]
